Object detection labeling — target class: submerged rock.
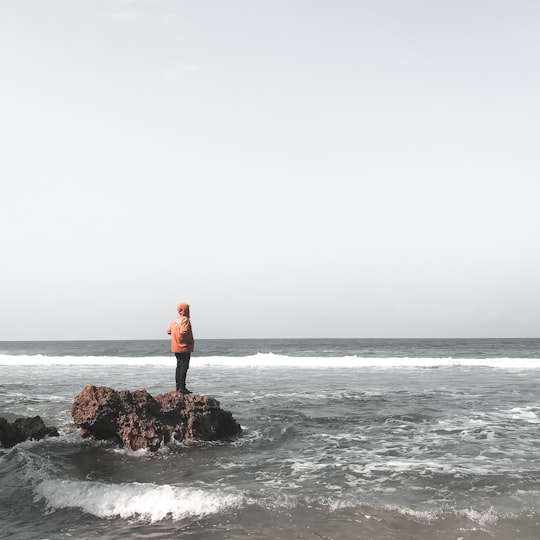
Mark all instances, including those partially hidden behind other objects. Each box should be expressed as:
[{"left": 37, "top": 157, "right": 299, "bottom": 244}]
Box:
[
  {"left": 71, "top": 384, "right": 242, "bottom": 451},
  {"left": 0, "top": 416, "right": 59, "bottom": 448}
]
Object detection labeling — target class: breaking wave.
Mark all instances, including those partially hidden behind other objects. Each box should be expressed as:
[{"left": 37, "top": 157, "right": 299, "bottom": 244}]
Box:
[{"left": 1, "top": 353, "right": 540, "bottom": 369}]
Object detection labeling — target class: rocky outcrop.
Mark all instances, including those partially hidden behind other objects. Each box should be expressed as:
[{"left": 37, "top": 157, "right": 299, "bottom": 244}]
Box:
[
  {"left": 71, "top": 385, "right": 242, "bottom": 451},
  {"left": 0, "top": 416, "right": 59, "bottom": 448}
]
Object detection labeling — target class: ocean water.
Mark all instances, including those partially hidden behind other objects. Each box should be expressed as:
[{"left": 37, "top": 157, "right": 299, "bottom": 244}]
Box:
[{"left": 1, "top": 338, "right": 539, "bottom": 540}]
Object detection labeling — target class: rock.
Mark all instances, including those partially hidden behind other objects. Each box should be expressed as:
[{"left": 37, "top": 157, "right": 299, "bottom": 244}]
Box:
[
  {"left": 71, "top": 384, "right": 242, "bottom": 451},
  {"left": 0, "top": 416, "right": 59, "bottom": 449}
]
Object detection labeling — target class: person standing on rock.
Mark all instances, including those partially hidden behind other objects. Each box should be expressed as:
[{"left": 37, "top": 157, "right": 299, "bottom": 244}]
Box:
[{"left": 167, "top": 302, "right": 195, "bottom": 394}]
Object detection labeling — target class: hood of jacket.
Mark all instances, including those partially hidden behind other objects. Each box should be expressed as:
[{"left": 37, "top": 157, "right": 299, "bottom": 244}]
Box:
[{"left": 177, "top": 303, "right": 190, "bottom": 317}]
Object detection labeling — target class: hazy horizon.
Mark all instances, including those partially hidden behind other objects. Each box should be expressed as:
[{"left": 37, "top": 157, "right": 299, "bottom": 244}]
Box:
[{"left": 1, "top": 337, "right": 539, "bottom": 344}]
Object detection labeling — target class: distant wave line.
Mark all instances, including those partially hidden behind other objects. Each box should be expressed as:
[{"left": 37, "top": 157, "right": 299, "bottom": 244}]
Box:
[{"left": 1, "top": 353, "right": 540, "bottom": 369}]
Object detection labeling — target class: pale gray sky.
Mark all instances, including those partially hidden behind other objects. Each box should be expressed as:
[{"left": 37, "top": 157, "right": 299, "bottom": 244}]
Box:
[{"left": 1, "top": 0, "right": 539, "bottom": 340}]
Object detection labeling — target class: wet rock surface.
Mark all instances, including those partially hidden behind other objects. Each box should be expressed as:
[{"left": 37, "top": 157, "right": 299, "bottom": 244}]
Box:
[
  {"left": 71, "top": 384, "right": 242, "bottom": 451},
  {"left": 0, "top": 416, "right": 59, "bottom": 448}
]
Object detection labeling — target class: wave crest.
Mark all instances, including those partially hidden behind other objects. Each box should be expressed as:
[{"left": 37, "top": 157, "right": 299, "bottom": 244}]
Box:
[{"left": 34, "top": 479, "right": 243, "bottom": 522}]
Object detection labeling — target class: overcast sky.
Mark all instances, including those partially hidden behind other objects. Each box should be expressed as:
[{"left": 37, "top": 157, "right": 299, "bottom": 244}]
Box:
[{"left": 1, "top": 0, "right": 539, "bottom": 340}]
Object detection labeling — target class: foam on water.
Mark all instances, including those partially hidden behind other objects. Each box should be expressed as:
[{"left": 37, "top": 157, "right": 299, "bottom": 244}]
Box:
[
  {"left": 17, "top": 451, "right": 529, "bottom": 531},
  {"left": 33, "top": 478, "right": 244, "bottom": 522},
  {"left": 2, "top": 353, "right": 540, "bottom": 369},
  {"left": 382, "top": 503, "right": 502, "bottom": 527},
  {"left": 0, "top": 355, "right": 175, "bottom": 366},
  {"left": 509, "top": 406, "right": 540, "bottom": 423}
]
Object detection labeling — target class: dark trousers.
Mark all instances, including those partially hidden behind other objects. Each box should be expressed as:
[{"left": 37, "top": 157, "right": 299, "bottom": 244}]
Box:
[{"left": 175, "top": 352, "right": 191, "bottom": 390}]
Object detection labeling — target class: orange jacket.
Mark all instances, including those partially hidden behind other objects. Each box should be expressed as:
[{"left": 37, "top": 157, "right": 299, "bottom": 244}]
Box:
[{"left": 167, "top": 303, "right": 195, "bottom": 353}]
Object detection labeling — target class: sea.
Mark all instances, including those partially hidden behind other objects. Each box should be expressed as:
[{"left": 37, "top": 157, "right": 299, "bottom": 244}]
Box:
[{"left": 0, "top": 338, "right": 539, "bottom": 540}]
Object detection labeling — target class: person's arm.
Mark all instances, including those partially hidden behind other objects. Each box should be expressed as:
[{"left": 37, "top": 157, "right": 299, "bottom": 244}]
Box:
[
  {"left": 180, "top": 319, "right": 194, "bottom": 346},
  {"left": 179, "top": 318, "right": 189, "bottom": 336}
]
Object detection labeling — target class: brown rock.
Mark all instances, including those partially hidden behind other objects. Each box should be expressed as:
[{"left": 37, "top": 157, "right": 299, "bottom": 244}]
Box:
[
  {"left": 0, "top": 416, "right": 59, "bottom": 448},
  {"left": 71, "top": 384, "right": 242, "bottom": 451}
]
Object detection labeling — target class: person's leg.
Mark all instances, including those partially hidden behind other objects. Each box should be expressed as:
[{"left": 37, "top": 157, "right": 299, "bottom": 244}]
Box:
[{"left": 174, "top": 352, "right": 191, "bottom": 393}]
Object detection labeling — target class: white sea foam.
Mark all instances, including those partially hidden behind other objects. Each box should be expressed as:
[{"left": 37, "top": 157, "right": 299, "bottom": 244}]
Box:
[
  {"left": 0, "top": 355, "right": 175, "bottom": 366},
  {"left": 384, "top": 503, "right": 501, "bottom": 526},
  {"left": 509, "top": 406, "right": 540, "bottom": 423},
  {"left": 34, "top": 478, "right": 244, "bottom": 522},
  {"left": 457, "top": 507, "right": 500, "bottom": 526},
  {"left": 2, "top": 353, "right": 540, "bottom": 369},
  {"left": 194, "top": 354, "right": 540, "bottom": 370}
]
